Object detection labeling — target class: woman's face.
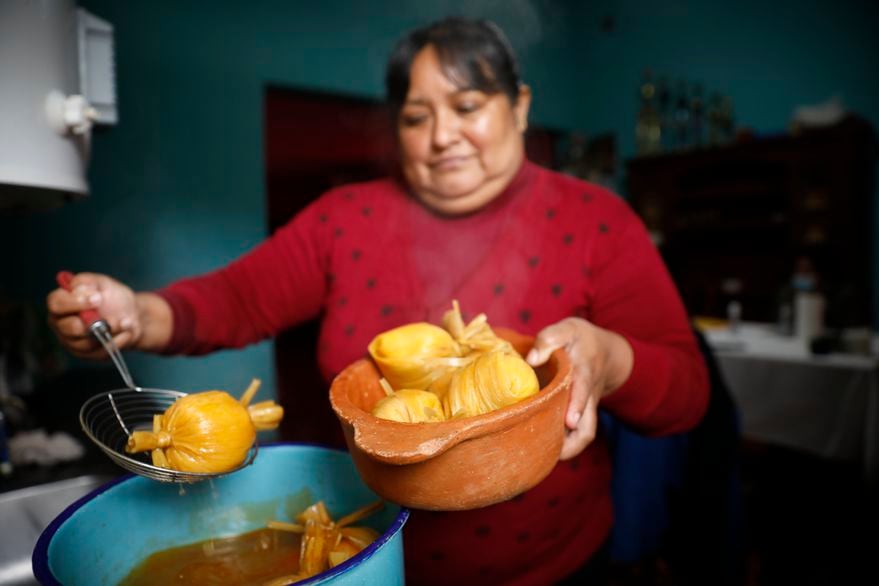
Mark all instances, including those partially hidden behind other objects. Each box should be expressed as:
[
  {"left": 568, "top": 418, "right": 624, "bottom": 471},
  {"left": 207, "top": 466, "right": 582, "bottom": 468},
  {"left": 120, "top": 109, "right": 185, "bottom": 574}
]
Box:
[{"left": 397, "top": 45, "right": 531, "bottom": 215}]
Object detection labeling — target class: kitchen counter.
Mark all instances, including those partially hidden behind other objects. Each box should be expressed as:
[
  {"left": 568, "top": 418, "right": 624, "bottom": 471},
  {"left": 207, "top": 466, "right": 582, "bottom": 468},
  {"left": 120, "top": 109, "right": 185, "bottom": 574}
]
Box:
[{"left": 0, "top": 367, "right": 127, "bottom": 584}]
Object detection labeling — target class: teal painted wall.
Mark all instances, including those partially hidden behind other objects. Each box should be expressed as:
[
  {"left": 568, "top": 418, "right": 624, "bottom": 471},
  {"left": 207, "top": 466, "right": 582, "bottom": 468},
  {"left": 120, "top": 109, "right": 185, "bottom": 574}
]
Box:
[
  {"left": 568, "top": 0, "right": 879, "bottom": 175},
  {"left": 0, "top": 0, "right": 583, "bottom": 398},
  {"left": 566, "top": 0, "right": 879, "bottom": 322}
]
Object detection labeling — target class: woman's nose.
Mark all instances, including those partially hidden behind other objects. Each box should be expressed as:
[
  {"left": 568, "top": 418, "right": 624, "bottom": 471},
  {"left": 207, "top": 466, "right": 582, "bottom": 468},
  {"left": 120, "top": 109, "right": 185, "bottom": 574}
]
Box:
[{"left": 431, "top": 111, "right": 460, "bottom": 149}]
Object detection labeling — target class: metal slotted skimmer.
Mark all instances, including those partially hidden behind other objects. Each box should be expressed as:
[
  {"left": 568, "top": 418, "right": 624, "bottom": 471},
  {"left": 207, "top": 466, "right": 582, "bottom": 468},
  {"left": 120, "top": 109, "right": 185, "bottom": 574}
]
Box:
[{"left": 58, "top": 272, "right": 257, "bottom": 483}]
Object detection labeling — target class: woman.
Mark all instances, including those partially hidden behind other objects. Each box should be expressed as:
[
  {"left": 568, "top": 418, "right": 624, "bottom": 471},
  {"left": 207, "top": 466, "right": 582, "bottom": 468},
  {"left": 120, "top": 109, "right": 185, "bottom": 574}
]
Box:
[{"left": 47, "top": 17, "right": 708, "bottom": 585}]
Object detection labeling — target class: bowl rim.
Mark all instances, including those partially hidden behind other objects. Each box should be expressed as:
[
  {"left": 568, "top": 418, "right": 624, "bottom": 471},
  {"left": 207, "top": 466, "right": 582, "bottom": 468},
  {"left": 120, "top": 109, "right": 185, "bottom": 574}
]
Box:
[
  {"left": 329, "top": 329, "right": 573, "bottom": 463},
  {"left": 32, "top": 442, "right": 410, "bottom": 586}
]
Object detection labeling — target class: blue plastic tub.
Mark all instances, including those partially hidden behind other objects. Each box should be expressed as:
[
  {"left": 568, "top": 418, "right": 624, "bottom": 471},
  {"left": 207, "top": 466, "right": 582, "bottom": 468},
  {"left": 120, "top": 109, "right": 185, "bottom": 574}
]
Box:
[{"left": 33, "top": 443, "right": 408, "bottom": 585}]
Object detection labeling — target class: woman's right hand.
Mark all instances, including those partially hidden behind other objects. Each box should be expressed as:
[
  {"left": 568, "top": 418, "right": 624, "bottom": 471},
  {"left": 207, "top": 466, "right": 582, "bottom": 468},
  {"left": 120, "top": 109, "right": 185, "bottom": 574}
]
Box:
[{"left": 47, "top": 272, "right": 144, "bottom": 359}]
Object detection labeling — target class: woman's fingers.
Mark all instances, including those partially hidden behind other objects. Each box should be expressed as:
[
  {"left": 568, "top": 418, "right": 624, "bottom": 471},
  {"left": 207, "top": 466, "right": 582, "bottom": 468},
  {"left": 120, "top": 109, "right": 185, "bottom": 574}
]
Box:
[
  {"left": 527, "top": 317, "right": 609, "bottom": 459},
  {"left": 560, "top": 396, "right": 598, "bottom": 460},
  {"left": 51, "top": 314, "right": 90, "bottom": 339},
  {"left": 525, "top": 319, "right": 576, "bottom": 367},
  {"left": 528, "top": 318, "right": 594, "bottom": 429},
  {"left": 48, "top": 271, "right": 143, "bottom": 356},
  {"left": 565, "top": 366, "right": 591, "bottom": 429},
  {"left": 46, "top": 287, "right": 99, "bottom": 318},
  {"left": 111, "top": 331, "right": 135, "bottom": 353}
]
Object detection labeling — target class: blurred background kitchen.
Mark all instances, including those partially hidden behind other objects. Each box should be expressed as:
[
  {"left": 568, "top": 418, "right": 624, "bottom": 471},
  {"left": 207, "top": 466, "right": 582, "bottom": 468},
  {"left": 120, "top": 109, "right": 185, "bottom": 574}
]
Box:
[{"left": 1, "top": 1, "right": 878, "bottom": 585}]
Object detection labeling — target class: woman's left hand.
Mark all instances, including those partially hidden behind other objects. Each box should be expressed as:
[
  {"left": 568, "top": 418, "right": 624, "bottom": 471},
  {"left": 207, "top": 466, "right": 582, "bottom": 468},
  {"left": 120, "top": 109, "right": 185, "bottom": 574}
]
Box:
[{"left": 526, "top": 317, "right": 633, "bottom": 460}]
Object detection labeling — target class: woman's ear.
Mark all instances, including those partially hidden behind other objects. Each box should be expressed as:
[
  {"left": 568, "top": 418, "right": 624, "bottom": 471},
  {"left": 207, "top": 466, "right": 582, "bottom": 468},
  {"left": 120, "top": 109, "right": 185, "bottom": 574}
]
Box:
[{"left": 515, "top": 84, "right": 532, "bottom": 132}]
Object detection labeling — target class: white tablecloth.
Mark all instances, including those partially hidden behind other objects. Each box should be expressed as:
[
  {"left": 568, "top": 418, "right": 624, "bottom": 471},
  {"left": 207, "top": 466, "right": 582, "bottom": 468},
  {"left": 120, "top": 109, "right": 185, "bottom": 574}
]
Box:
[{"left": 704, "top": 323, "right": 879, "bottom": 486}]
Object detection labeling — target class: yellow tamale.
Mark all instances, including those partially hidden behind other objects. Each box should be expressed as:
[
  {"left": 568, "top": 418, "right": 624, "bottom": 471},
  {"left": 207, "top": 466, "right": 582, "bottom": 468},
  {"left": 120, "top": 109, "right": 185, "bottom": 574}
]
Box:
[
  {"left": 443, "top": 351, "right": 539, "bottom": 419},
  {"left": 367, "top": 322, "right": 463, "bottom": 391},
  {"left": 372, "top": 388, "right": 446, "bottom": 423},
  {"left": 442, "top": 299, "right": 517, "bottom": 357},
  {"left": 125, "top": 379, "right": 283, "bottom": 473}
]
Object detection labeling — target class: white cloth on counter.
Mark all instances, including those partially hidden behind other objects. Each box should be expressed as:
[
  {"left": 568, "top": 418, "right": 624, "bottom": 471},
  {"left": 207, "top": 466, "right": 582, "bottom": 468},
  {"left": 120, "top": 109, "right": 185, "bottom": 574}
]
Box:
[
  {"left": 704, "top": 323, "right": 879, "bottom": 486},
  {"left": 8, "top": 429, "right": 85, "bottom": 466}
]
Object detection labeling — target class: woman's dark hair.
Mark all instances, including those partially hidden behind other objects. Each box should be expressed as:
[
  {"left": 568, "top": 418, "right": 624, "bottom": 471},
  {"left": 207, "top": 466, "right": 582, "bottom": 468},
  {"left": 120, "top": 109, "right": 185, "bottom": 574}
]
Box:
[{"left": 385, "top": 17, "right": 522, "bottom": 116}]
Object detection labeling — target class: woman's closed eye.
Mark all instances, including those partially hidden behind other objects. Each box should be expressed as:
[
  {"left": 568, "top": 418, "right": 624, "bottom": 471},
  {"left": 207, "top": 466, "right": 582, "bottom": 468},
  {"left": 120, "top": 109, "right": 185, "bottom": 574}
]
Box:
[
  {"left": 401, "top": 113, "right": 428, "bottom": 127},
  {"left": 456, "top": 101, "right": 481, "bottom": 114}
]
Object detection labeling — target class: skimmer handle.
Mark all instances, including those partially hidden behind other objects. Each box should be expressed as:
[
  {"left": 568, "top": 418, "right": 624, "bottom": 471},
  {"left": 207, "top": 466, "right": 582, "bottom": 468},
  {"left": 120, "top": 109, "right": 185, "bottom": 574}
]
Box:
[{"left": 56, "top": 270, "right": 104, "bottom": 328}]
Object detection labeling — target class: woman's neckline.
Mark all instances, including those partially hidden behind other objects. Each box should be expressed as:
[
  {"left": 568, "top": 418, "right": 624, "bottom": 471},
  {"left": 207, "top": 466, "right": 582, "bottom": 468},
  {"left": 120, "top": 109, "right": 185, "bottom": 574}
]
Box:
[
  {"left": 399, "top": 159, "right": 540, "bottom": 320},
  {"left": 397, "top": 158, "right": 537, "bottom": 221}
]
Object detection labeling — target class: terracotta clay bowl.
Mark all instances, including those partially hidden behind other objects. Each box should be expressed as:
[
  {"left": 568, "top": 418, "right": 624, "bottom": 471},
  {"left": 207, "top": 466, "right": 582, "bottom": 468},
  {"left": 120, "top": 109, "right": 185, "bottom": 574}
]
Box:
[{"left": 329, "top": 328, "right": 573, "bottom": 511}]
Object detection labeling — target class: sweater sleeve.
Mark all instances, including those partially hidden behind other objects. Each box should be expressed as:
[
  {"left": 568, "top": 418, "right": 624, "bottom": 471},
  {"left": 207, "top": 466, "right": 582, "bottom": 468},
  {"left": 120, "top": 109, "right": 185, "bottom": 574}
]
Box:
[
  {"left": 590, "top": 196, "right": 709, "bottom": 436},
  {"left": 155, "top": 199, "right": 331, "bottom": 355}
]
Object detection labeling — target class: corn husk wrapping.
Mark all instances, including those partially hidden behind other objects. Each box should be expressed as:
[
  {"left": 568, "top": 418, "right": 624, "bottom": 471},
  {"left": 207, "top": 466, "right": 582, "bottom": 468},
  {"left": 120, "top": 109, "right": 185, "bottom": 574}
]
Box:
[
  {"left": 367, "top": 323, "right": 464, "bottom": 391},
  {"left": 441, "top": 300, "right": 517, "bottom": 357},
  {"left": 266, "top": 500, "right": 382, "bottom": 583},
  {"left": 443, "top": 351, "right": 540, "bottom": 419},
  {"left": 372, "top": 388, "right": 446, "bottom": 423},
  {"left": 367, "top": 300, "right": 539, "bottom": 422},
  {"left": 125, "top": 379, "right": 283, "bottom": 473}
]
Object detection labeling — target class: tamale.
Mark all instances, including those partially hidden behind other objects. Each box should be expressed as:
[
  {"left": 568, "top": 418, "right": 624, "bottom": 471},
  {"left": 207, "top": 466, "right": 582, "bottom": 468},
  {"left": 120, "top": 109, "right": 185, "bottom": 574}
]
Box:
[
  {"left": 442, "top": 299, "right": 517, "bottom": 357},
  {"left": 443, "top": 351, "right": 539, "bottom": 419},
  {"left": 125, "top": 378, "right": 283, "bottom": 473},
  {"left": 371, "top": 378, "right": 446, "bottom": 423},
  {"left": 367, "top": 322, "right": 463, "bottom": 390},
  {"left": 267, "top": 499, "right": 383, "bottom": 580}
]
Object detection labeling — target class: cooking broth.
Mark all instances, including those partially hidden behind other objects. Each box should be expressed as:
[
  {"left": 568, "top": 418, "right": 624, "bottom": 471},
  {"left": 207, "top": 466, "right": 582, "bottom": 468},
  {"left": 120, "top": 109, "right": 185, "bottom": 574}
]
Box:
[{"left": 120, "top": 528, "right": 301, "bottom": 585}]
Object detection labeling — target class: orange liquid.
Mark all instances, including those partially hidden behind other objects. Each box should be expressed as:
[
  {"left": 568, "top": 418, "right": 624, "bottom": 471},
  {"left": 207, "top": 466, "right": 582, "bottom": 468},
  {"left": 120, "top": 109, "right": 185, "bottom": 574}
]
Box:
[{"left": 120, "top": 528, "right": 302, "bottom": 585}]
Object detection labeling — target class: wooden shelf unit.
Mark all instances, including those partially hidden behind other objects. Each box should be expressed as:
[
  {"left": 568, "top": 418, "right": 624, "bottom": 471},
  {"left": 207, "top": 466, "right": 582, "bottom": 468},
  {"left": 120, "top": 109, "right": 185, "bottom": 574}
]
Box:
[{"left": 625, "top": 116, "right": 877, "bottom": 326}]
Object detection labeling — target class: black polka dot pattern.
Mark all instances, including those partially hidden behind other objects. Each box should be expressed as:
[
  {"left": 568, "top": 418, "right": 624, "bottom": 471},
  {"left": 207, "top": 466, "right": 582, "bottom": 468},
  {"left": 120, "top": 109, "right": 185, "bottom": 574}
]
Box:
[
  {"left": 380, "top": 304, "right": 393, "bottom": 316},
  {"left": 429, "top": 551, "right": 445, "bottom": 561},
  {"left": 343, "top": 191, "right": 354, "bottom": 200},
  {"left": 581, "top": 192, "right": 594, "bottom": 203},
  {"left": 515, "top": 531, "right": 531, "bottom": 544},
  {"left": 343, "top": 324, "right": 355, "bottom": 336},
  {"left": 319, "top": 213, "right": 328, "bottom": 223},
  {"left": 528, "top": 256, "right": 540, "bottom": 268},
  {"left": 327, "top": 273, "right": 336, "bottom": 284},
  {"left": 546, "top": 208, "right": 557, "bottom": 219},
  {"left": 361, "top": 206, "right": 372, "bottom": 217},
  {"left": 475, "top": 525, "right": 491, "bottom": 537},
  {"left": 493, "top": 283, "right": 505, "bottom": 296},
  {"left": 582, "top": 265, "right": 593, "bottom": 278},
  {"left": 551, "top": 284, "right": 563, "bottom": 297},
  {"left": 547, "top": 496, "right": 560, "bottom": 508},
  {"left": 599, "top": 222, "right": 609, "bottom": 233},
  {"left": 562, "top": 233, "right": 575, "bottom": 245},
  {"left": 337, "top": 296, "right": 347, "bottom": 307},
  {"left": 366, "top": 278, "right": 376, "bottom": 289},
  {"left": 334, "top": 227, "right": 344, "bottom": 238},
  {"left": 351, "top": 249, "right": 362, "bottom": 261},
  {"left": 519, "top": 309, "right": 531, "bottom": 324}
]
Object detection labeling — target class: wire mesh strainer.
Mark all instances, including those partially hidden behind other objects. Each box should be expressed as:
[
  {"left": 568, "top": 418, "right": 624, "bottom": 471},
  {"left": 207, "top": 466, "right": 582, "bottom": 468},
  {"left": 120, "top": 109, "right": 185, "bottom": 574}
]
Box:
[
  {"left": 57, "top": 271, "right": 258, "bottom": 483},
  {"left": 79, "top": 388, "right": 258, "bottom": 483}
]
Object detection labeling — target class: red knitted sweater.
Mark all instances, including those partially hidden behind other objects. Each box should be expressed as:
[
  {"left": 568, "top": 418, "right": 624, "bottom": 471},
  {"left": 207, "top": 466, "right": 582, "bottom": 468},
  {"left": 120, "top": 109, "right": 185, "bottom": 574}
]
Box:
[{"left": 158, "top": 160, "right": 709, "bottom": 585}]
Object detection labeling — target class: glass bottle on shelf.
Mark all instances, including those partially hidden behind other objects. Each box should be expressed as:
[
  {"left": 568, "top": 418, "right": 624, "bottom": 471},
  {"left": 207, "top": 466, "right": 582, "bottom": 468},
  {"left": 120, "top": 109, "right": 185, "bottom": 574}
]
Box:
[
  {"left": 635, "top": 69, "right": 661, "bottom": 155},
  {"left": 672, "top": 80, "right": 690, "bottom": 149},
  {"left": 689, "top": 83, "right": 705, "bottom": 148},
  {"left": 719, "top": 95, "right": 736, "bottom": 143},
  {"left": 707, "top": 92, "right": 724, "bottom": 146},
  {"left": 656, "top": 76, "right": 672, "bottom": 151}
]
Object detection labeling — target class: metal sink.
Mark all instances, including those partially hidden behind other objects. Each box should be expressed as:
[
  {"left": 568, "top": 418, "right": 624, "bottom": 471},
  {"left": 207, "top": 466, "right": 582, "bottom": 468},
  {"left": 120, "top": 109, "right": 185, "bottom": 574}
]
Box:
[{"left": 0, "top": 475, "right": 113, "bottom": 586}]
